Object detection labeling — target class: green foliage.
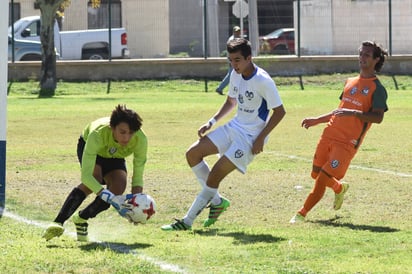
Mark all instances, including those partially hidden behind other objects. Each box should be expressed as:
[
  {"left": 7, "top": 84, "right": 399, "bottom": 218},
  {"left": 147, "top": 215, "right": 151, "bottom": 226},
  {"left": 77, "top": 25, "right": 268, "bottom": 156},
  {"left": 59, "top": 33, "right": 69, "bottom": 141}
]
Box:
[{"left": 3, "top": 76, "right": 412, "bottom": 273}]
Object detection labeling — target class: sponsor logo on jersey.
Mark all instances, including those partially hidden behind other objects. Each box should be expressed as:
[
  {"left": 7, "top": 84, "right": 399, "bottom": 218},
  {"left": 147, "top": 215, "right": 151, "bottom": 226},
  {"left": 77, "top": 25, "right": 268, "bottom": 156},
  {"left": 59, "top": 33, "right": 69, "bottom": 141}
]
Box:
[{"left": 245, "top": 90, "right": 254, "bottom": 100}]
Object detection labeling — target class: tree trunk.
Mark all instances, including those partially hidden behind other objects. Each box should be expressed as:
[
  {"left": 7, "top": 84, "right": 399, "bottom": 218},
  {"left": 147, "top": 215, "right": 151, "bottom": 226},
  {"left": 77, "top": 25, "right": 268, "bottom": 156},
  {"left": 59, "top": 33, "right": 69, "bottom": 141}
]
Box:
[{"left": 37, "top": 0, "right": 63, "bottom": 97}]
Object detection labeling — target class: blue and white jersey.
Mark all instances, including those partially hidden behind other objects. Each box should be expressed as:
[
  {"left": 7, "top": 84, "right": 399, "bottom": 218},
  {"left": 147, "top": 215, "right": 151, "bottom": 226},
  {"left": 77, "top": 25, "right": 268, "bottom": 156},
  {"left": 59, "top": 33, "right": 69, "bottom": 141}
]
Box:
[{"left": 227, "top": 65, "right": 283, "bottom": 136}]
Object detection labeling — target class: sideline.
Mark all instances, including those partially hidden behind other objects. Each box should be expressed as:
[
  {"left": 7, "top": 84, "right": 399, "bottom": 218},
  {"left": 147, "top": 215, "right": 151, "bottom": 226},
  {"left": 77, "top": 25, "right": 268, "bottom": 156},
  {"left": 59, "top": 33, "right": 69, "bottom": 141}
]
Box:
[
  {"left": 2, "top": 211, "right": 185, "bottom": 273},
  {"left": 270, "top": 152, "right": 412, "bottom": 178}
]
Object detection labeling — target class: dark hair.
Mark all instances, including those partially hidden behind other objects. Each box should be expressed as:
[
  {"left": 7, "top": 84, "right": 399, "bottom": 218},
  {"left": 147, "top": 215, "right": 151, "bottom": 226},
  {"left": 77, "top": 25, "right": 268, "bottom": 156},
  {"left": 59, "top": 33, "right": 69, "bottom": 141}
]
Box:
[
  {"left": 110, "top": 104, "right": 142, "bottom": 132},
  {"left": 360, "top": 41, "right": 388, "bottom": 72},
  {"left": 227, "top": 38, "right": 252, "bottom": 59}
]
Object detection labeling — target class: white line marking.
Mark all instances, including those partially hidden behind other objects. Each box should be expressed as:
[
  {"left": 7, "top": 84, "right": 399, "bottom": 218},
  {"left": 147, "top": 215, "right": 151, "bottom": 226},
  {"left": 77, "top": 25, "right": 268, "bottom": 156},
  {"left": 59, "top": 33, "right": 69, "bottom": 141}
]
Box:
[
  {"left": 2, "top": 210, "right": 186, "bottom": 273},
  {"left": 268, "top": 152, "right": 412, "bottom": 178}
]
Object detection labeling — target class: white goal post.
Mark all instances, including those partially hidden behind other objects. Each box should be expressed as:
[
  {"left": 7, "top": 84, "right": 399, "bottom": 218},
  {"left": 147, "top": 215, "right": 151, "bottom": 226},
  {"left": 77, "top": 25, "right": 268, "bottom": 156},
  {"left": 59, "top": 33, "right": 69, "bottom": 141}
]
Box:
[{"left": 0, "top": 0, "right": 9, "bottom": 216}]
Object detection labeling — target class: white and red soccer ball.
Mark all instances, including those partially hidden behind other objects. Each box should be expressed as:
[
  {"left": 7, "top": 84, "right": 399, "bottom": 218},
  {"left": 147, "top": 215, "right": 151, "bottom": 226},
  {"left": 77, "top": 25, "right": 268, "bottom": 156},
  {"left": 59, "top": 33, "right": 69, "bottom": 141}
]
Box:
[{"left": 124, "top": 193, "right": 156, "bottom": 224}]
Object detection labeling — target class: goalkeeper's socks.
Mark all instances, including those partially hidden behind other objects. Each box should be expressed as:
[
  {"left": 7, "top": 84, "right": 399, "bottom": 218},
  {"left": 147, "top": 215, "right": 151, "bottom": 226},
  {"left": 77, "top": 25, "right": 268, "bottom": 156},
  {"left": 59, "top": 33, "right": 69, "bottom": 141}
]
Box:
[
  {"left": 72, "top": 213, "right": 88, "bottom": 242},
  {"left": 54, "top": 187, "right": 86, "bottom": 224}
]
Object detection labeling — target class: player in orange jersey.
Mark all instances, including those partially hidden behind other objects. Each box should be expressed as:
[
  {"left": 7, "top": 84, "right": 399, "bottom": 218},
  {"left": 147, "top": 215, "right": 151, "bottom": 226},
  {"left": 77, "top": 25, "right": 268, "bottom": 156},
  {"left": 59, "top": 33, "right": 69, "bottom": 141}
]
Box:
[{"left": 290, "top": 41, "right": 389, "bottom": 223}]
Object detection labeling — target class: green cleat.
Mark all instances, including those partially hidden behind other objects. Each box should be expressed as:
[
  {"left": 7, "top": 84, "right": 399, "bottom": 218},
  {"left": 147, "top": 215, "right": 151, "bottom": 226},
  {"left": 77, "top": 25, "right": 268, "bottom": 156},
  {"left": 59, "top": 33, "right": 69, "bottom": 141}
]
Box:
[
  {"left": 161, "top": 219, "right": 191, "bottom": 231},
  {"left": 289, "top": 213, "right": 305, "bottom": 224},
  {"left": 42, "top": 222, "right": 64, "bottom": 241},
  {"left": 203, "top": 197, "right": 230, "bottom": 227},
  {"left": 334, "top": 182, "right": 349, "bottom": 210},
  {"left": 72, "top": 212, "right": 89, "bottom": 242}
]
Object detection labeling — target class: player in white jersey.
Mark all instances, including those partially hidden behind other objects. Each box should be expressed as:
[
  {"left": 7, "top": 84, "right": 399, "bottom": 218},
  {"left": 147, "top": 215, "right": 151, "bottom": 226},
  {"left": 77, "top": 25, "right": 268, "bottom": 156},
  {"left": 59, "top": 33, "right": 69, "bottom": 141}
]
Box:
[{"left": 162, "top": 38, "right": 286, "bottom": 231}]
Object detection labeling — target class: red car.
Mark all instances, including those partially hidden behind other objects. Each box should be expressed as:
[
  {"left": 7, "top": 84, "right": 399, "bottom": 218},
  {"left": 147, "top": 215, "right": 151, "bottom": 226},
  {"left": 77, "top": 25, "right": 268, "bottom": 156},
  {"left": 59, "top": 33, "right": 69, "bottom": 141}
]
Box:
[{"left": 259, "top": 28, "right": 295, "bottom": 55}]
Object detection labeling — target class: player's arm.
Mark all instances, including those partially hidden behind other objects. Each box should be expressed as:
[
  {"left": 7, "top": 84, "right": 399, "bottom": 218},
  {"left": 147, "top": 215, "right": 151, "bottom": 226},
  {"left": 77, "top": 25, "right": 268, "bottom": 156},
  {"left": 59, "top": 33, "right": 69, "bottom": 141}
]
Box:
[
  {"left": 198, "top": 96, "right": 237, "bottom": 137},
  {"left": 131, "top": 131, "right": 148, "bottom": 194},
  {"left": 81, "top": 134, "right": 131, "bottom": 216},
  {"left": 301, "top": 111, "right": 334, "bottom": 129},
  {"left": 333, "top": 108, "right": 385, "bottom": 123},
  {"left": 80, "top": 135, "right": 105, "bottom": 194},
  {"left": 252, "top": 104, "right": 286, "bottom": 155}
]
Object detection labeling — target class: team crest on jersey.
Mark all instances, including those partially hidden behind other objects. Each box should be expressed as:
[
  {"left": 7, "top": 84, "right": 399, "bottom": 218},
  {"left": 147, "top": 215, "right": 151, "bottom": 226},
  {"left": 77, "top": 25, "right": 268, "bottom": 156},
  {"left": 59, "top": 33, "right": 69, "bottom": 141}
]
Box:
[
  {"left": 234, "top": 149, "right": 244, "bottom": 158},
  {"left": 245, "top": 90, "right": 254, "bottom": 100},
  {"left": 330, "top": 159, "right": 339, "bottom": 169},
  {"left": 234, "top": 86, "right": 238, "bottom": 93},
  {"left": 109, "top": 147, "right": 117, "bottom": 155},
  {"left": 361, "top": 87, "right": 369, "bottom": 96},
  {"left": 350, "top": 87, "right": 357, "bottom": 95}
]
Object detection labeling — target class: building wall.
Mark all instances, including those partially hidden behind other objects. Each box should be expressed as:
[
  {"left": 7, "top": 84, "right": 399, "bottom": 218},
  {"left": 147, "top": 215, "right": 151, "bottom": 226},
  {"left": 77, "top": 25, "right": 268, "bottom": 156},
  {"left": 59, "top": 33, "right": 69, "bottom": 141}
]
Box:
[
  {"left": 295, "top": 0, "right": 411, "bottom": 55},
  {"left": 62, "top": 0, "right": 88, "bottom": 31},
  {"left": 12, "top": 0, "right": 169, "bottom": 58},
  {"left": 121, "top": 0, "right": 170, "bottom": 58}
]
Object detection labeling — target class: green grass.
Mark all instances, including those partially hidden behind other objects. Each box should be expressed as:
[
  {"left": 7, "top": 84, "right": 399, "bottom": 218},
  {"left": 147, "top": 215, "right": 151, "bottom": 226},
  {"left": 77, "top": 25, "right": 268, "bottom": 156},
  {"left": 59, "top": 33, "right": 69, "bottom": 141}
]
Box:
[{"left": 2, "top": 75, "right": 412, "bottom": 273}]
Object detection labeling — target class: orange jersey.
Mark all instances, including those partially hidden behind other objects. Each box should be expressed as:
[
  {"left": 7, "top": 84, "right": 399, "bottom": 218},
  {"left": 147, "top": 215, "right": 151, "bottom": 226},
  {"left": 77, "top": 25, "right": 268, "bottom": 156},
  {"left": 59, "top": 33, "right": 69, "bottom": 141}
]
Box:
[{"left": 322, "top": 76, "right": 388, "bottom": 148}]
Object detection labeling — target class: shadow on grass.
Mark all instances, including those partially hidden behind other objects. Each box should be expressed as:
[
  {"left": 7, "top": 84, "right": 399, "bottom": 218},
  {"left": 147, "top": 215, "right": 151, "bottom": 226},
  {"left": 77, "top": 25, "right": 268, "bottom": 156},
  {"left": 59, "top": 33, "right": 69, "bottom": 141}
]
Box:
[
  {"left": 80, "top": 241, "right": 152, "bottom": 254},
  {"left": 194, "top": 229, "right": 286, "bottom": 245},
  {"left": 312, "top": 216, "right": 400, "bottom": 233}
]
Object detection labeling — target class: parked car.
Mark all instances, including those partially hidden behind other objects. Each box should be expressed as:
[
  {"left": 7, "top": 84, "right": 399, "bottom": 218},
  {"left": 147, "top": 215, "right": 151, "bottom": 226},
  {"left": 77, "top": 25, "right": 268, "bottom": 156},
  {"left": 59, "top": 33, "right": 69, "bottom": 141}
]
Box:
[
  {"left": 8, "top": 35, "right": 60, "bottom": 61},
  {"left": 10, "top": 16, "right": 129, "bottom": 60},
  {"left": 259, "top": 28, "right": 295, "bottom": 55},
  {"left": 8, "top": 35, "right": 42, "bottom": 61}
]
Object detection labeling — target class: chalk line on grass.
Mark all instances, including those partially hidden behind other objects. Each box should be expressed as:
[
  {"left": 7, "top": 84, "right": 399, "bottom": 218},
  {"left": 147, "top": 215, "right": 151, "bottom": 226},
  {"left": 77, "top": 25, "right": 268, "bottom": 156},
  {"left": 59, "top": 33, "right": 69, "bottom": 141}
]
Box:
[
  {"left": 268, "top": 152, "right": 412, "bottom": 178},
  {"left": 2, "top": 210, "right": 185, "bottom": 273}
]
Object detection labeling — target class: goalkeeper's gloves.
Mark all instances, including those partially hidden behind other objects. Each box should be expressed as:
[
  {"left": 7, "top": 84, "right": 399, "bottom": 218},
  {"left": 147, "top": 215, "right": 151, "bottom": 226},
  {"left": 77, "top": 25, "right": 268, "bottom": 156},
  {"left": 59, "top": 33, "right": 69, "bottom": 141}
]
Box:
[{"left": 99, "top": 189, "right": 130, "bottom": 217}]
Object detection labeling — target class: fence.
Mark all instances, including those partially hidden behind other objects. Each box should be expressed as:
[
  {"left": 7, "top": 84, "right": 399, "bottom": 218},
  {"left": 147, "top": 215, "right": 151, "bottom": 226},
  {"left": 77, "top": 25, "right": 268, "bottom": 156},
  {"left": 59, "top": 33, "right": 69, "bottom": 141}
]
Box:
[{"left": 8, "top": 0, "right": 412, "bottom": 60}]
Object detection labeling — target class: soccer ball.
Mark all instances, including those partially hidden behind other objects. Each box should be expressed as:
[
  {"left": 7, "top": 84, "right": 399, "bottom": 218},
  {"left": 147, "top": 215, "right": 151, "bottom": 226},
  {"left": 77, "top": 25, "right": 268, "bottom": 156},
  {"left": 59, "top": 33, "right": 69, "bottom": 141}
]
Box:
[{"left": 124, "top": 193, "right": 156, "bottom": 224}]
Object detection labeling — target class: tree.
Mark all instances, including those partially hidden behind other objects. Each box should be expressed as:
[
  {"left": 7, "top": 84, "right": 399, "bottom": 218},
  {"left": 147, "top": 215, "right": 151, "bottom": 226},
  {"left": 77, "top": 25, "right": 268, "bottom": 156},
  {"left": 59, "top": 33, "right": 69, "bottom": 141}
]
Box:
[{"left": 36, "top": 0, "right": 101, "bottom": 97}]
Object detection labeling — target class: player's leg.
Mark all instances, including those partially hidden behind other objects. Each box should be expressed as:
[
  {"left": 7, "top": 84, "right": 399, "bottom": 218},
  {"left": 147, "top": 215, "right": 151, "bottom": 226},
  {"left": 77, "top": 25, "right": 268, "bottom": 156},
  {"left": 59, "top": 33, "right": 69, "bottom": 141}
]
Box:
[
  {"left": 72, "top": 169, "right": 128, "bottom": 241},
  {"left": 201, "top": 156, "right": 237, "bottom": 227},
  {"left": 216, "top": 65, "right": 232, "bottom": 95},
  {"left": 74, "top": 158, "right": 126, "bottom": 241},
  {"left": 42, "top": 136, "right": 92, "bottom": 240},
  {"left": 203, "top": 127, "right": 255, "bottom": 227},
  {"left": 293, "top": 143, "right": 353, "bottom": 221},
  {"left": 186, "top": 136, "right": 219, "bottom": 167},
  {"left": 162, "top": 156, "right": 236, "bottom": 231},
  {"left": 322, "top": 143, "right": 355, "bottom": 210},
  {"left": 188, "top": 156, "right": 236, "bottom": 221},
  {"left": 301, "top": 170, "right": 329, "bottom": 214},
  {"left": 187, "top": 135, "right": 223, "bottom": 205},
  {"left": 290, "top": 138, "right": 329, "bottom": 223},
  {"left": 162, "top": 137, "right": 221, "bottom": 230}
]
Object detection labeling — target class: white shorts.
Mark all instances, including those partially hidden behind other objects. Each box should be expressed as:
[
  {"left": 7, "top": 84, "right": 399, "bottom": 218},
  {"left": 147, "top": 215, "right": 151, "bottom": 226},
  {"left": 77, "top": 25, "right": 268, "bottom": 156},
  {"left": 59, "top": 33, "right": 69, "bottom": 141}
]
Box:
[{"left": 207, "top": 122, "right": 255, "bottom": 174}]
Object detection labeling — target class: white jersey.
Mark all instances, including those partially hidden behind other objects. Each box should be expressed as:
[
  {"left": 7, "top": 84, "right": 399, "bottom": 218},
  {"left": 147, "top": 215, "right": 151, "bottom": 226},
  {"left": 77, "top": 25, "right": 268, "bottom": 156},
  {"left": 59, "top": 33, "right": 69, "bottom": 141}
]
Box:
[{"left": 227, "top": 65, "right": 283, "bottom": 136}]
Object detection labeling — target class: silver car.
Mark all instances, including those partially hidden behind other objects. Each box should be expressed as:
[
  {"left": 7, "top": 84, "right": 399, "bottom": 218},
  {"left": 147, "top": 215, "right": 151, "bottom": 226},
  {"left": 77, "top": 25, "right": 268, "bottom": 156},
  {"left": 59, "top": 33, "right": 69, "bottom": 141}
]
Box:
[{"left": 8, "top": 35, "right": 44, "bottom": 61}]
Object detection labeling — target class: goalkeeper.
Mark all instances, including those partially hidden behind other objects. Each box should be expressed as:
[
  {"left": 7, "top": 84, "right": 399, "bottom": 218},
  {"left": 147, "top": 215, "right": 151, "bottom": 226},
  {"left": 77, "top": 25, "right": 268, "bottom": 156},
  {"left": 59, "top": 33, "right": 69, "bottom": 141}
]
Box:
[{"left": 42, "top": 104, "right": 148, "bottom": 241}]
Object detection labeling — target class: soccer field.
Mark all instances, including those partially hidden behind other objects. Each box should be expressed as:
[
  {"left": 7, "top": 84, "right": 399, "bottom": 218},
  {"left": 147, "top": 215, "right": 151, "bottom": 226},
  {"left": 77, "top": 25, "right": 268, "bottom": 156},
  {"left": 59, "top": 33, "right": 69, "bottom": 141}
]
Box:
[{"left": 2, "top": 77, "right": 412, "bottom": 273}]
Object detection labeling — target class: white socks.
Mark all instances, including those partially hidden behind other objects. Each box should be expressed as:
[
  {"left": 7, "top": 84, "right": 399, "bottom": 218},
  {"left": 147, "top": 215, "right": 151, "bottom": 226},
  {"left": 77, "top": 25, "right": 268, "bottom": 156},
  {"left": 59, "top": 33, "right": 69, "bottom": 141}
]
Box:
[
  {"left": 183, "top": 185, "right": 217, "bottom": 226},
  {"left": 191, "top": 160, "right": 210, "bottom": 186},
  {"left": 191, "top": 161, "right": 222, "bottom": 205}
]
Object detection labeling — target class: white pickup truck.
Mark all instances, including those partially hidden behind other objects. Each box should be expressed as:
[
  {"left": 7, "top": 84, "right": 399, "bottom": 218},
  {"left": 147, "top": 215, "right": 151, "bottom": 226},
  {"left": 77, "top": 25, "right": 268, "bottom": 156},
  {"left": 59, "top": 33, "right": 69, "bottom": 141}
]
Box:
[{"left": 9, "top": 16, "right": 129, "bottom": 60}]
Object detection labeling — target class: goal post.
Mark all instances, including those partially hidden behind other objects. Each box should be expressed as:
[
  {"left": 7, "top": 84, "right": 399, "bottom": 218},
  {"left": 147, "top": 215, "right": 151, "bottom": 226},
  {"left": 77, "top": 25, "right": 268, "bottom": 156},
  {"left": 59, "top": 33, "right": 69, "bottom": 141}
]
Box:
[{"left": 0, "top": 0, "right": 9, "bottom": 217}]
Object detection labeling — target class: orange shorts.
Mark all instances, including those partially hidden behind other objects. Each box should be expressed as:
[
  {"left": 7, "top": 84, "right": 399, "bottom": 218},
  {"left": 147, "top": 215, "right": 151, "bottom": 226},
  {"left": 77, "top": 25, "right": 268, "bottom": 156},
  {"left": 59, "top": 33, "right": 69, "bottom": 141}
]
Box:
[{"left": 312, "top": 136, "right": 357, "bottom": 180}]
